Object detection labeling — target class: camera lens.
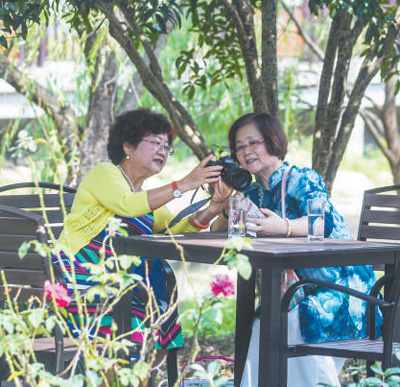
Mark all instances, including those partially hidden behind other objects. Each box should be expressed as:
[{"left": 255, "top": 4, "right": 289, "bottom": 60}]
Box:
[{"left": 221, "top": 165, "right": 252, "bottom": 191}]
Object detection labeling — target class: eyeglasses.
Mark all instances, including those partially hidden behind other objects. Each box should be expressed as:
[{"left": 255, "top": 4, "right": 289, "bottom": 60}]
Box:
[
  {"left": 234, "top": 138, "right": 265, "bottom": 155},
  {"left": 142, "top": 139, "right": 174, "bottom": 156}
]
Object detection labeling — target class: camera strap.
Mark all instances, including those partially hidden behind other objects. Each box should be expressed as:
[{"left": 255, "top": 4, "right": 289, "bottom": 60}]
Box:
[{"left": 158, "top": 197, "right": 211, "bottom": 234}]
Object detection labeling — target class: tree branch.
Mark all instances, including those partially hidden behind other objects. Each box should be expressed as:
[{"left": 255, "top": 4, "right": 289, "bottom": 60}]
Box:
[
  {"left": 261, "top": 0, "right": 279, "bottom": 117},
  {"left": 325, "top": 6, "right": 400, "bottom": 188},
  {"left": 221, "top": 0, "right": 268, "bottom": 112},
  {"left": 96, "top": 0, "right": 210, "bottom": 159},
  {"left": 119, "top": 5, "right": 164, "bottom": 80},
  {"left": 0, "top": 54, "right": 77, "bottom": 170},
  {"left": 280, "top": 0, "right": 324, "bottom": 61}
]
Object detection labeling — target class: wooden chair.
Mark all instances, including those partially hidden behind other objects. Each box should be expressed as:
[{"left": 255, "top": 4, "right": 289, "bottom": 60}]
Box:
[
  {"left": 0, "top": 203, "right": 77, "bottom": 377},
  {"left": 0, "top": 182, "right": 179, "bottom": 386},
  {"left": 279, "top": 185, "right": 400, "bottom": 385},
  {"left": 0, "top": 182, "right": 76, "bottom": 240}
]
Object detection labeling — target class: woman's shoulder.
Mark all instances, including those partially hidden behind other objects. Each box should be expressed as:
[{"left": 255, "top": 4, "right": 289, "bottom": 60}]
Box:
[
  {"left": 286, "top": 165, "right": 329, "bottom": 197},
  {"left": 85, "top": 162, "right": 118, "bottom": 177},
  {"left": 288, "top": 165, "right": 325, "bottom": 185},
  {"left": 93, "top": 162, "right": 117, "bottom": 172},
  {"left": 81, "top": 162, "right": 120, "bottom": 186},
  {"left": 289, "top": 164, "right": 320, "bottom": 178}
]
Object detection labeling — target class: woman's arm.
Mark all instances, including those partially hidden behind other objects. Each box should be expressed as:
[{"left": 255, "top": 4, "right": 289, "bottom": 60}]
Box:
[
  {"left": 146, "top": 155, "right": 223, "bottom": 210},
  {"left": 84, "top": 157, "right": 223, "bottom": 217},
  {"left": 188, "top": 178, "right": 232, "bottom": 229},
  {"left": 247, "top": 208, "right": 308, "bottom": 237}
]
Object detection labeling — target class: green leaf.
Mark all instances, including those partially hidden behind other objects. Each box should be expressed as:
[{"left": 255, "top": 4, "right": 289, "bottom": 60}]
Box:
[
  {"left": 45, "top": 316, "right": 56, "bottom": 332},
  {"left": 236, "top": 255, "right": 252, "bottom": 280},
  {"left": 34, "top": 241, "right": 48, "bottom": 257},
  {"left": 28, "top": 309, "right": 45, "bottom": 329},
  {"left": 18, "top": 241, "right": 31, "bottom": 259},
  {"left": 0, "top": 36, "right": 7, "bottom": 48},
  {"left": 225, "top": 237, "right": 252, "bottom": 251},
  {"left": 188, "top": 85, "right": 195, "bottom": 99},
  {"left": 370, "top": 363, "right": 383, "bottom": 375},
  {"left": 133, "top": 361, "right": 150, "bottom": 380},
  {"left": 384, "top": 367, "right": 400, "bottom": 377},
  {"left": 207, "top": 360, "right": 220, "bottom": 376}
]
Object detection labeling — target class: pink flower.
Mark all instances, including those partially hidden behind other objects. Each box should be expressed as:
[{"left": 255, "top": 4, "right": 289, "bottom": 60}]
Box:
[
  {"left": 210, "top": 274, "right": 235, "bottom": 297},
  {"left": 44, "top": 281, "right": 71, "bottom": 307}
]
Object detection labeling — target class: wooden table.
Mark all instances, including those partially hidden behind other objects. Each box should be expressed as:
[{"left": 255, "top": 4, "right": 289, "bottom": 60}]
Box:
[{"left": 114, "top": 233, "right": 400, "bottom": 387}]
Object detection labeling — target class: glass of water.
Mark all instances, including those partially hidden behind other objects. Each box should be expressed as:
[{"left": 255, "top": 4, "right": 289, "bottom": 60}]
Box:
[
  {"left": 307, "top": 198, "right": 325, "bottom": 242},
  {"left": 228, "top": 196, "right": 247, "bottom": 238}
]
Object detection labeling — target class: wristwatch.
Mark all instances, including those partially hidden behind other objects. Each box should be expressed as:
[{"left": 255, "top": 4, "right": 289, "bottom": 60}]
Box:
[{"left": 172, "top": 181, "right": 182, "bottom": 198}]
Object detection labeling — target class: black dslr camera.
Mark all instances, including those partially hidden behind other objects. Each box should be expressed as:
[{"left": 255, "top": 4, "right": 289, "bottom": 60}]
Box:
[{"left": 206, "top": 156, "right": 252, "bottom": 191}]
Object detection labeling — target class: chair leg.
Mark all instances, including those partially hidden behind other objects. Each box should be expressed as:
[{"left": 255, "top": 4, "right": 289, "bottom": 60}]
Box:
[
  {"left": 366, "top": 360, "right": 374, "bottom": 377},
  {"left": 167, "top": 349, "right": 178, "bottom": 387}
]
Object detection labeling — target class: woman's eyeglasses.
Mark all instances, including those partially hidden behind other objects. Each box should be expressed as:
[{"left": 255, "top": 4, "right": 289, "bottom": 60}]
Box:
[
  {"left": 142, "top": 139, "right": 174, "bottom": 156},
  {"left": 234, "top": 138, "right": 265, "bottom": 155}
]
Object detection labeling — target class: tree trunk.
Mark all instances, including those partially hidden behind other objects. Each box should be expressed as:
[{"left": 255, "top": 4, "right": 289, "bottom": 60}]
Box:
[
  {"left": 222, "top": 0, "right": 269, "bottom": 113},
  {"left": 323, "top": 10, "right": 400, "bottom": 192},
  {"left": 79, "top": 39, "right": 117, "bottom": 182},
  {"left": 96, "top": 0, "right": 211, "bottom": 160},
  {"left": 261, "top": 0, "right": 279, "bottom": 118},
  {"left": 0, "top": 53, "right": 78, "bottom": 183},
  {"left": 117, "top": 32, "right": 169, "bottom": 115}
]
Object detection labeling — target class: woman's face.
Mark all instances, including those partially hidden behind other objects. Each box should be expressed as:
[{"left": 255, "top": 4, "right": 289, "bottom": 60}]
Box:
[
  {"left": 235, "top": 123, "right": 279, "bottom": 176},
  {"left": 125, "top": 133, "right": 171, "bottom": 176}
]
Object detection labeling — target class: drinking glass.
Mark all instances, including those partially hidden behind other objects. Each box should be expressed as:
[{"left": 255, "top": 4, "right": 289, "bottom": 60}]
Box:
[
  {"left": 228, "top": 196, "right": 246, "bottom": 237},
  {"left": 307, "top": 198, "right": 325, "bottom": 242}
]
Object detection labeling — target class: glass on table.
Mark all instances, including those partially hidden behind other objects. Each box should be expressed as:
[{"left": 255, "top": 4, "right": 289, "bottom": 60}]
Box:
[
  {"left": 228, "top": 196, "right": 247, "bottom": 238},
  {"left": 307, "top": 198, "right": 325, "bottom": 242}
]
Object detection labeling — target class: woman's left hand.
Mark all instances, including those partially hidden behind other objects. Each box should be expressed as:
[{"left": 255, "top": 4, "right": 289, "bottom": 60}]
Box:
[
  {"left": 209, "top": 178, "right": 233, "bottom": 214},
  {"left": 247, "top": 208, "right": 287, "bottom": 237}
]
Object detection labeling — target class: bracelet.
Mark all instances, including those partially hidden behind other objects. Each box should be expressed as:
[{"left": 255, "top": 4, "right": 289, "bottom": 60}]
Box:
[
  {"left": 191, "top": 215, "right": 210, "bottom": 229},
  {"left": 284, "top": 218, "right": 292, "bottom": 237},
  {"left": 222, "top": 207, "right": 228, "bottom": 219}
]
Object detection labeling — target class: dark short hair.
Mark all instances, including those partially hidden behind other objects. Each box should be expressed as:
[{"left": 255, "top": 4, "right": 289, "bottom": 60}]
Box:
[
  {"left": 228, "top": 112, "right": 288, "bottom": 162},
  {"left": 107, "top": 108, "right": 174, "bottom": 164}
]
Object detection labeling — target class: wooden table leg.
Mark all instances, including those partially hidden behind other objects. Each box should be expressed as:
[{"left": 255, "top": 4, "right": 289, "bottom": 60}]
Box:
[
  {"left": 258, "top": 266, "right": 282, "bottom": 386},
  {"left": 234, "top": 269, "right": 256, "bottom": 387}
]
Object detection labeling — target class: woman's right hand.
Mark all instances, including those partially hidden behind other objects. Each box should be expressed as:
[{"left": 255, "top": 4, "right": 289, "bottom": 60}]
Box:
[{"left": 179, "top": 154, "right": 223, "bottom": 191}]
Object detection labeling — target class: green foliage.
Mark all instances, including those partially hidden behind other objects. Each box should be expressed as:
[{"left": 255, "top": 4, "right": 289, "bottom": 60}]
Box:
[
  {"left": 176, "top": 1, "right": 245, "bottom": 99},
  {"left": 224, "top": 237, "right": 252, "bottom": 280},
  {"left": 188, "top": 360, "right": 230, "bottom": 387},
  {"left": 0, "top": 0, "right": 50, "bottom": 46},
  {"left": 180, "top": 295, "right": 236, "bottom": 339}
]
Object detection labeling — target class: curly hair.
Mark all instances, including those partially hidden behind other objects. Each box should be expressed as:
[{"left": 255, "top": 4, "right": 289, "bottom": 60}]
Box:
[
  {"left": 107, "top": 109, "right": 174, "bottom": 164},
  {"left": 228, "top": 112, "right": 288, "bottom": 162}
]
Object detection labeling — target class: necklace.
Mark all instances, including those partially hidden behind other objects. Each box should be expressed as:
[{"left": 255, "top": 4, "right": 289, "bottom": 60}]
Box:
[{"left": 117, "top": 165, "right": 135, "bottom": 192}]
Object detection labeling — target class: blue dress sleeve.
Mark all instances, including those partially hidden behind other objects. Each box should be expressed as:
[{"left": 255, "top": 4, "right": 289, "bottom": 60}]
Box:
[{"left": 286, "top": 168, "right": 352, "bottom": 240}]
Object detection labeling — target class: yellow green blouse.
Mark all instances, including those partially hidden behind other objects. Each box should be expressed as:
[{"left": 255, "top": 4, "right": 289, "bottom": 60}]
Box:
[{"left": 59, "top": 162, "right": 199, "bottom": 254}]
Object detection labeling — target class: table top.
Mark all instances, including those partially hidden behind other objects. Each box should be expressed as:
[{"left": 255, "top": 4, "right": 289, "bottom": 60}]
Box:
[{"left": 115, "top": 232, "right": 400, "bottom": 269}]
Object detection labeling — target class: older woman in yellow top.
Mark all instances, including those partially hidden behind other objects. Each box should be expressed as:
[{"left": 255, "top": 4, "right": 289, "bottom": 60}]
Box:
[{"left": 55, "top": 108, "right": 230, "bottom": 384}]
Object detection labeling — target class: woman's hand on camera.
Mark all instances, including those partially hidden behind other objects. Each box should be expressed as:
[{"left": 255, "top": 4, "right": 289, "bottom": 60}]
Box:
[
  {"left": 209, "top": 178, "right": 233, "bottom": 215},
  {"left": 246, "top": 208, "right": 287, "bottom": 237},
  {"left": 179, "top": 154, "right": 222, "bottom": 192}
]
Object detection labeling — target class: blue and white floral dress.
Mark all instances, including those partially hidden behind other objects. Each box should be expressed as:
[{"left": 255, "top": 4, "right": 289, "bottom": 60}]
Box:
[{"left": 245, "top": 163, "right": 382, "bottom": 343}]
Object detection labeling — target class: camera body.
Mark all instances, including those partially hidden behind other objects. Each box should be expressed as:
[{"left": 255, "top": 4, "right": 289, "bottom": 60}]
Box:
[{"left": 206, "top": 156, "right": 252, "bottom": 191}]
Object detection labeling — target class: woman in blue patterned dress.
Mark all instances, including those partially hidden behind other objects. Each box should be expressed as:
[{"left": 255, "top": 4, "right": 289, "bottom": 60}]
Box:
[{"left": 223, "top": 112, "right": 380, "bottom": 387}]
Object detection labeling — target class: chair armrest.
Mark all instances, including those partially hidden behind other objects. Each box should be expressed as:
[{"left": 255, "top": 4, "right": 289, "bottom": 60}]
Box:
[
  {"left": 0, "top": 204, "right": 47, "bottom": 245},
  {"left": 0, "top": 204, "right": 45, "bottom": 224},
  {"left": 281, "top": 278, "right": 392, "bottom": 312},
  {"left": 0, "top": 182, "right": 77, "bottom": 193}
]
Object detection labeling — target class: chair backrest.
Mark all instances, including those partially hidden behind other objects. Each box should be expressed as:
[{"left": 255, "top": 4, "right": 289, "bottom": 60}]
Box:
[
  {"left": 0, "top": 204, "right": 51, "bottom": 301},
  {"left": 0, "top": 182, "right": 76, "bottom": 240},
  {"left": 358, "top": 185, "right": 400, "bottom": 243}
]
